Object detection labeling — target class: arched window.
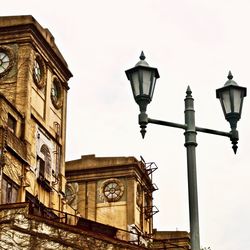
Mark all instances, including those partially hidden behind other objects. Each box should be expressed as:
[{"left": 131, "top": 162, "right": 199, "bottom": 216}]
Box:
[{"left": 38, "top": 144, "right": 51, "bottom": 181}]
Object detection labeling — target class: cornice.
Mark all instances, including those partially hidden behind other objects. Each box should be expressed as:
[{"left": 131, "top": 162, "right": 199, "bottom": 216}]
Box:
[
  {"left": 66, "top": 162, "right": 154, "bottom": 189},
  {"left": 0, "top": 16, "right": 73, "bottom": 83}
]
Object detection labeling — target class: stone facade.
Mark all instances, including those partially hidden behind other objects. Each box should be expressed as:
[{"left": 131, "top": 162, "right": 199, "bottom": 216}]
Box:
[{"left": 0, "top": 15, "right": 74, "bottom": 215}]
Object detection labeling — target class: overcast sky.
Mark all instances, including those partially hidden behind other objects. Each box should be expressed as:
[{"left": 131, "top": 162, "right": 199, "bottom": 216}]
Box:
[{"left": 2, "top": 1, "right": 250, "bottom": 249}]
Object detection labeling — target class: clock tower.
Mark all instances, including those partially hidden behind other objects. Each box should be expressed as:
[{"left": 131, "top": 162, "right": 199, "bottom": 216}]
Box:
[{"left": 0, "top": 16, "right": 73, "bottom": 214}]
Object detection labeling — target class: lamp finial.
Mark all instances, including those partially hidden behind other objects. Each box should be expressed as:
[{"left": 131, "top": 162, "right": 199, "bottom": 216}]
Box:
[
  {"left": 186, "top": 85, "right": 192, "bottom": 97},
  {"left": 140, "top": 51, "right": 146, "bottom": 61},
  {"left": 228, "top": 71, "right": 233, "bottom": 80}
]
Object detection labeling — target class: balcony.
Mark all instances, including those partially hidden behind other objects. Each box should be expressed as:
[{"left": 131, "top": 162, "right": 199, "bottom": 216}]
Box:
[{"left": 0, "top": 126, "right": 27, "bottom": 162}]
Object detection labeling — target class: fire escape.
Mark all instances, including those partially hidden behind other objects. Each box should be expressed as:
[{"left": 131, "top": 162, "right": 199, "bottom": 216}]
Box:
[{"left": 140, "top": 156, "right": 159, "bottom": 220}]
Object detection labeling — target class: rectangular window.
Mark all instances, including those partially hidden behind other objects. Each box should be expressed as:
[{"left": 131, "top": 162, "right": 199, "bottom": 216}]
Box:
[
  {"left": 37, "top": 156, "right": 45, "bottom": 177},
  {"left": 7, "top": 113, "right": 17, "bottom": 134},
  {"left": 1, "top": 176, "right": 18, "bottom": 204}
]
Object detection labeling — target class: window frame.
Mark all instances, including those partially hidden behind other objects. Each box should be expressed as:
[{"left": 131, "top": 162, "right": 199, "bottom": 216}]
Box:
[
  {"left": 1, "top": 175, "right": 19, "bottom": 204},
  {"left": 37, "top": 144, "right": 52, "bottom": 182},
  {"left": 7, "top": 113, "right": 17, "bottom": 134}
]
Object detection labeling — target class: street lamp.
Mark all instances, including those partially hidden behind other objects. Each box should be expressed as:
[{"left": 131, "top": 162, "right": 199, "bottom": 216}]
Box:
[
  {"left": 216, "top": 71, "right": 247, "bottom": 153},
  {"left": 125, "top": 52, "right": 247, "bottom": 250}
]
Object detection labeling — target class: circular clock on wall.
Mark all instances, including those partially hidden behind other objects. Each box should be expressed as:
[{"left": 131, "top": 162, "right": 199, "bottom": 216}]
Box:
[
  {"left": 34, "top": 60, "right": 41, "bottom": 81},
  {"left": 0, "top": 52, "right": 10, "bottom": 74},
  {"left": 33, "top": 55, "right": 46, "bottom": 88},
  {"left": 102, "top": 178, "right": 124, "bottom": 202},
  {"left": 0, "top": 47, "right": 13, "bottom": 77},
  {"left": 51, "top": 76, "right": 63, "bottom": 109}
]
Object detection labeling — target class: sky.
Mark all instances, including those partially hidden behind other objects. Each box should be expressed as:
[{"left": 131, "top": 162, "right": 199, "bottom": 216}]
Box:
[{"left": 2, "top": 1, "right": 250, "bottom": 249}]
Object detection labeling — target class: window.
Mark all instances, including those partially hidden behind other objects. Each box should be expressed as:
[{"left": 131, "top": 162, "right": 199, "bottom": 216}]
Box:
[
  {"left": 38, "top": 144, "right": 51, "bottom": 181},
  {"left": 37, "top": 144, "right": 52, "bottom": 191},
  {"left": 37, "top": 156, "right": 45, "bottom": 178},
  {"left": 101, "top": 178, "right": 124, "bottom": 202},
  {"left": 1, "top": 176, "right": 18, "bottom": 204},
  {"left": 7, "top": 113, "right": 17, "bottom": 133}
]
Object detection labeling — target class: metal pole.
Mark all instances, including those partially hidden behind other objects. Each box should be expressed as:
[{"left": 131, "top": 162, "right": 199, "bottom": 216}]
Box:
[{"left": 184, "top": 86, "right": 200, "bottom": 250}]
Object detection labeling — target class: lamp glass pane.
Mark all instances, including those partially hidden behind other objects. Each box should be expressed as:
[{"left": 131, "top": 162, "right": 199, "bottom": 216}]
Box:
[
  {"left": 150, "top": 76, "right": 156, "bottom": 99},
  {"left": 232, "top": 88, "right": 242, "bottom": 113},
  {"left": 221, "top": 89, "right": 231, "bottom": 114},
  {"left": 142, "top": 70, "right": 152, "bottom": 96},
  {"left": 131, "top": 71, "right": 140, "bottom": 97}
]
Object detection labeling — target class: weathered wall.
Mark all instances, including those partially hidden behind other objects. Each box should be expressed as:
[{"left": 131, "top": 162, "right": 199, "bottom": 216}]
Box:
[{"left": 0, "top": 203, "right": 147, "bottom": 250}]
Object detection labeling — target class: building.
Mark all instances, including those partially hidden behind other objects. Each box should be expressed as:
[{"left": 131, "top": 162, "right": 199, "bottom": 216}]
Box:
[
  {"left": 0, "top": 15, "right": 74, "bottom": 216},
  {"left": 65, "top": 154, "right": 159, "bottom": 243},
  {"left": 0, "top": 15, "right": 190, "bottom": 249}
]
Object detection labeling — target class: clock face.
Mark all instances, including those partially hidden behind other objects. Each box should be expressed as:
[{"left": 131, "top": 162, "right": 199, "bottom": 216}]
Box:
[
  {"left": 33, "top": 55, "right": 46, "bottom": 88},
  {"left": 51, "top": 77, "right": 63, "bottom": 109},
  {"left": 0, "top": 52, "right": 10, "bottom": 74},
  {"left": 33, "top": 59, "right": 42, "bottom": 83},
  {"left": 51, "top": 81, "right": 59, "bottom": 101}
]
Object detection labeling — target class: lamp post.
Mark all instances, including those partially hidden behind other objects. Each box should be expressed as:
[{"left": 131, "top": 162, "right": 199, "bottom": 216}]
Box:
[{"left": 125, "top": 52, "right": 247, "bottom": 250}]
